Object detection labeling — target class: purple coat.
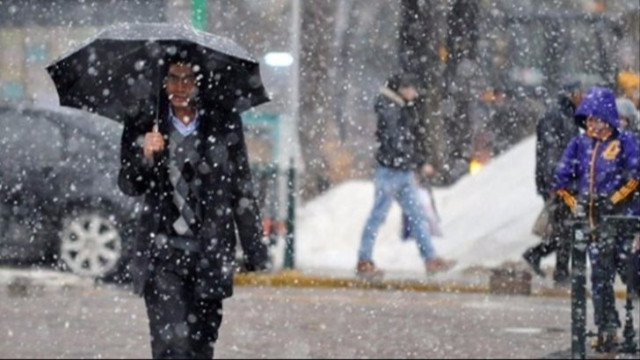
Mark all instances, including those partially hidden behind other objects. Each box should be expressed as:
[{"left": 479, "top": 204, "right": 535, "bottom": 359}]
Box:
[{"left": 553, "top": 87, "right": 640, "bottom": 218}]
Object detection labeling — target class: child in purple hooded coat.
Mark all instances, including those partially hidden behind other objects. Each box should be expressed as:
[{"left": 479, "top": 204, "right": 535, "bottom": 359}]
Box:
[{"left": 553, "top": 86, "right": 640, "bottom": 350}]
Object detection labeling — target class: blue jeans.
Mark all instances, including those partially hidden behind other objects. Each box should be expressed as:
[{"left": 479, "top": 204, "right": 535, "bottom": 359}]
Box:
[{"left": 359, "top": 166, "right": 435, "bottom": 262}]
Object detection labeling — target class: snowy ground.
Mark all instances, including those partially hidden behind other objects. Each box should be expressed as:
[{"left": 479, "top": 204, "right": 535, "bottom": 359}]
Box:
[{"left": 278, "top": 136, "right": 551, "bottom": 276}]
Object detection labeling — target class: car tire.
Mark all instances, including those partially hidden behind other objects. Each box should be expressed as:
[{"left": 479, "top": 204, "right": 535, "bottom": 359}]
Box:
[{"left": 57, "top": 208, "right": 126, "bottom": 280}]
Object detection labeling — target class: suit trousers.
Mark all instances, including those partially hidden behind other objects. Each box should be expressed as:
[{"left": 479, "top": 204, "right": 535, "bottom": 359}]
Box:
[{"left": 144, "top": 247, "right": 223, "bottom": 359}]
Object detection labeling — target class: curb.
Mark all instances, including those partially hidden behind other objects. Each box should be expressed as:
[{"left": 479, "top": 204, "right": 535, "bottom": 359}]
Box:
[
  {"left": 1, "top": 269, "right": 95, "bottom": 296},
  {"left": 235, "top": 270, "right": 489, "bottom": 293},
  {"left": 234, "top": 271, "right": 631, "bottom": 300},
  {"left": 2, "top": 268, "right": 631, "bottom": 300}
]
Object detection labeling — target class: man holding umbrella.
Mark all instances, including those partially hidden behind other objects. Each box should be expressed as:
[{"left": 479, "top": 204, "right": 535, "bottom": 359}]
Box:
[
  {"left": 47, "top": 23, "right": 271, "bottom": 359},
  {"left": 125, "top": 55, "right": 272, "bottom": 359}
]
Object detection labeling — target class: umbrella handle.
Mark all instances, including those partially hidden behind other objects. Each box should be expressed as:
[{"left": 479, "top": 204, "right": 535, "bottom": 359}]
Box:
[{"left": 152, "top": 123, "right": 159, "bottom": 133}]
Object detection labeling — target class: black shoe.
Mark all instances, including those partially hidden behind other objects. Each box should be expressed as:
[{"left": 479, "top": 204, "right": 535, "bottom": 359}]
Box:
[
  {"left": 553, "top": 269, "right": 570, "bottom": 287},
  {"left": 523, "top": 249, "right": 546, "bottom": 278},
  {"left": 594, "top": 331, "right": 619, "bottom": 353}
]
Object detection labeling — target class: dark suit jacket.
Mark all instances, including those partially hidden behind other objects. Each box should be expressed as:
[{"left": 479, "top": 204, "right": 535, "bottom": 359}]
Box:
[{"left": 118, "top": 101, "right": 268, "bottom": 298}]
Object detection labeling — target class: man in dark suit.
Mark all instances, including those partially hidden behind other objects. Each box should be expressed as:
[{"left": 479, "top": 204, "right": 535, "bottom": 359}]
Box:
[{"left": 118, "top": 57, "right": 269, "bottom": 359}]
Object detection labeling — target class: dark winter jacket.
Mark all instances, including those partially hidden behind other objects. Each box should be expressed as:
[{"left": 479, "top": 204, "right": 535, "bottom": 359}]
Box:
[
  {"left": 374, "top": 87, "right": 427, "bottom": 171},
  {"left": 118, "top": 101, "right": 268, "bottom": 298},
  {"left": 535, "top": 95, "right": 579, "bottom": 199},
  {"left": 553, "top": 87, "right": 640, "bottom": 227}
]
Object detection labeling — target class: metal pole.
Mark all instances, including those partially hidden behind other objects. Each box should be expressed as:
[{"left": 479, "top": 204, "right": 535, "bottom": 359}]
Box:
[
  {"left": 571, "top": 220, "right": 588, "bottom": 359},
  {"left": 284, "top": 158, "right": 296, "bottom": 269},
  {"left": 191, "top": 0, "right": 207, "bottom": 31},
  {"left": 282, "top": 0, "right": 301, "bottom": 271},
  {"left": 289, "top": 0, "right": 301, "bottom": 164},
  {"left": 290, "top": 0, "right": 300, "bottom": 132}
]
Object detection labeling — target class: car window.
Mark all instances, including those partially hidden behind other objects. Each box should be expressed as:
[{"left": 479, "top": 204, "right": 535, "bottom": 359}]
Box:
[
  {"left": 0, "top": 108, "right": 64, "bottom": 170},
  {"left": 65, "top": 129, "right": 117, "bottom": 160},
  {"left": 45, "top": 108, "right": 123, "bottom": 142}
]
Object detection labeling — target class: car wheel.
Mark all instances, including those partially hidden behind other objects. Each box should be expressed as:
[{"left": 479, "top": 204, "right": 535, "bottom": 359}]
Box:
[{"left": 58, "top": 211, "right": 123, "bottom": 278}]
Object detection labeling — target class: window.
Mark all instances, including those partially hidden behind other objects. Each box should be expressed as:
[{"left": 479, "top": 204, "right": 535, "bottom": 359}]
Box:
[{"left": 0, "top": 108, "right": 64, "bottom": 171}]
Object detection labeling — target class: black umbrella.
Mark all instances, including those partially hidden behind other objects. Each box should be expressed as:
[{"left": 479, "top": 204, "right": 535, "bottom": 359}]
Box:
[{"left": 46, "top": 22, "right": 270, "bottom": 122}]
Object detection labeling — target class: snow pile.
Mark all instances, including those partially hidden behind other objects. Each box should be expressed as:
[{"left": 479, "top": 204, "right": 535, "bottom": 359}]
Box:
[{"left": 293, "top": 136, "right": 544, "bottom": 274}]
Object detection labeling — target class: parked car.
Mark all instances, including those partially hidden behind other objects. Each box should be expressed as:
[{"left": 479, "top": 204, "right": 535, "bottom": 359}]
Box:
[{"left": 0, "top": 103, "right": 140, "bottom": 281}]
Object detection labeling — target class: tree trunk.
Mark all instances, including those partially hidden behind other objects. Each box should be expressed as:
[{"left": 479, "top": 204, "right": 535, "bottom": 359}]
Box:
[
  {"left": 298, "top": 0, "right": 338, "bottom": 200},
  {"left": 399, "top": 0, "right": 448, "bottom": 184},
  {"left": 442, "top": 0, "right": 480, "bottom": 183}
]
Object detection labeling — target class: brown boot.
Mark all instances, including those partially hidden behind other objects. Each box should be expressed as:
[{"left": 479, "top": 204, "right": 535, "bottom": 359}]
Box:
[
  {"left": 425, "top": 257, "right": 456, "bottom": 274},
  {"left": 356, "top": 260, "right": 384, "bottom": 281},
  {"left": 591, "top": 332, "right": 619, "bottom": 352}
]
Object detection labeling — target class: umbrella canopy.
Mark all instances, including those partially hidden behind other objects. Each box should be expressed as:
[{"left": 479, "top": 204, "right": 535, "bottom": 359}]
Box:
[{"left": 46, "top": 22, "right": 270, "bottom": 122}]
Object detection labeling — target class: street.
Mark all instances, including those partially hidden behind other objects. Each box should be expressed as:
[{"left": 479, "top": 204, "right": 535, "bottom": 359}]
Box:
[{"left": 4, "top": 277, "right": 634, "bottom": 359}]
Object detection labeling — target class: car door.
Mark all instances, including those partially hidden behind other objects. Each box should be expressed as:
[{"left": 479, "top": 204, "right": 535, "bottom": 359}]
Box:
[
  {"left": 55, "top": 115, "right": 122, "bottom": 198},
  {"left": 0, "top": 107, "right": 65, "bottom": 260}
]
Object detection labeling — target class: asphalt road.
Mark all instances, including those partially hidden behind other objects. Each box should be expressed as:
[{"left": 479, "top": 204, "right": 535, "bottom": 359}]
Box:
[{"left": 3, "top": 276, "right": 638, "bottom": 359}]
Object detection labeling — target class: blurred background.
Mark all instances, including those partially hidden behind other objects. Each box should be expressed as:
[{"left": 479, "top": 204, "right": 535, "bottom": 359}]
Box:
[{"left": 0, "top": 0, "right": 638, "bottom": 201}]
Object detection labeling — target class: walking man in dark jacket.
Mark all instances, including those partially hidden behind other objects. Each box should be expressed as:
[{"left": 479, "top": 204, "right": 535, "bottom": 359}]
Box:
[
  {"left": 523, "top": 80, "right": 583, "bottom": 285},
  {"left": 118, "top": 56, "right": 269, "bottom": 359},
  {"left": 357, "top": 73, "right": 456, "bottom": 279}
]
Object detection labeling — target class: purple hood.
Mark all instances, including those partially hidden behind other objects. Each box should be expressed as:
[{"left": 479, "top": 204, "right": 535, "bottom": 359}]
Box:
[{"left": 575, "top": 86, "right": 619, "bottom": 130}]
